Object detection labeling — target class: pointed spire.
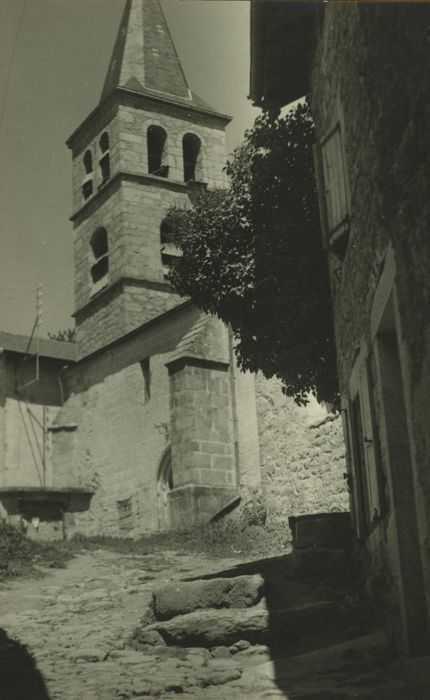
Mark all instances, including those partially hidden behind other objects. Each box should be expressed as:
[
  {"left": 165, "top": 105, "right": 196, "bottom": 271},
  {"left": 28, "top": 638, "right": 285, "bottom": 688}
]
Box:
[{"left": 101, "top": 0, "right": 194, "bottom": 106}]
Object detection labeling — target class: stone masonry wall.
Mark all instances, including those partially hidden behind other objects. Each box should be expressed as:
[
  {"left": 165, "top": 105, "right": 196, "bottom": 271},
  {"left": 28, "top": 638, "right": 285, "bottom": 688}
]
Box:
[
  {"left": 75, "top": 282, "right": 183, "bottom": 359},
  {"left": 117, "top": 100, "right": 228, "bottom": 188},
  {"left": 69, "top": 99, "right": 118, "bottom": 216},
  {"left": 255, "top": 374, "right": 348, "bottom": 534},
  {"left": 311, "top": 4, "right": 430, "bottom": 395},
  {"left": 54, "top": 304, "right": 204, "bottom": 535},
  {"left": 233, "top": 368, "right": 262, "bottom": 494},
  {"left": 71, "top": 93, "right": 228, "bottom": 358},
  {"left": 118, "top": 179, "right": 187, "bottom": 284},
  {"left": 167, "top": 360, "right": 237, "bottom": 528},
  {"left": 57, "top": 351, "right": 172, "bottom": 536},
  {"left": 70, "top": 98, "right": 227, "bottom": 216},
  {"left": 73, "top": 178, "right": 186, "bottom": 356},
  {"left": 168, "top": 363, "right": 236, "bottom": 492},
  {"left": 311, "top": 3, "right": 430, "bottom": 635}
]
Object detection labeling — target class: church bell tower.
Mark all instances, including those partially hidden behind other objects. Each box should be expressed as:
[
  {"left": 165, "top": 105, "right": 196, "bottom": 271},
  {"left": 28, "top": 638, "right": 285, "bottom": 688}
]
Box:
[{"left": 66, "top": 0, "right": 231, "bottom": 358}]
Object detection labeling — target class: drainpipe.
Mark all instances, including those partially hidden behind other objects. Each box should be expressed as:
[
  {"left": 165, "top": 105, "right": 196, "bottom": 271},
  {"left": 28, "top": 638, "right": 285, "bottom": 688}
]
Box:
[{"left": 228, "top": 326, "right": 240, "bottom": 492}]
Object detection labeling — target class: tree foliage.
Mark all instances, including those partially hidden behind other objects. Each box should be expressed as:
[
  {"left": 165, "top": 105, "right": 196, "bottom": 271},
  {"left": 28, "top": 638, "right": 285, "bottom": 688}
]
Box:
[
  {"left": 48, "top": 328, "right": 76, "bottom": 343},
  {"left": 166, "top": 100, "right": 338, "bottom": 406}
]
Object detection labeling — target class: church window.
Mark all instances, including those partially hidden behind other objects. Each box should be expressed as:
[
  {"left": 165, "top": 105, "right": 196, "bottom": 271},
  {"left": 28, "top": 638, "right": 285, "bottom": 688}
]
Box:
[
  {"left": 160, "top": 218, "right": 182, "bottom": 280},
  {"left": 90, "top": 227, "right": 109, "bottom": 286},
  {"left": 82, "top": 150, "right": 93, "bottom": 200},
  {"left": 183, "top": 133, "right": 202, "bottom": 182},
  {"left": 99, "top": 132, "right": 110, "bottom": 184},
  {"left": 117, "top": 497, "right": 133, "bottom": 532},
  {"left": 147, "top": 126, "right": 168, "bottom": 177},
  {"left": 313, "top": 123, "right": 350, "bottom": 259},
  {"left": 140, "top": 358, "right": 151, "bottom": 402}
]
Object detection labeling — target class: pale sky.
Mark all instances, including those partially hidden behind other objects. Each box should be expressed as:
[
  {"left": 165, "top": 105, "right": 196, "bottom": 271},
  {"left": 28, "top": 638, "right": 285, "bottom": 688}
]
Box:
[{"left": 0, "top": 0, "right": 258, "bottom": 338}]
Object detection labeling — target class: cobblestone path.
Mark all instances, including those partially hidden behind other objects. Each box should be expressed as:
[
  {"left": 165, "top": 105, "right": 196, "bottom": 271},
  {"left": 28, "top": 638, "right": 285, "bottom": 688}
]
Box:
[
  {"left": 1, "top": 548, "right": 427, "bottom": 699},
  {"left": 0, "top": 549, "right": 289, "bottom": 700}
]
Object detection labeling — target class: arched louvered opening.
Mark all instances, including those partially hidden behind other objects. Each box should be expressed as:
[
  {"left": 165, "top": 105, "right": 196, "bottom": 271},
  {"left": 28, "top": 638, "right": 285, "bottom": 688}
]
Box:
[
  {"left": 90, "top": 227, "right": 109, "bottom": 286},
  {"left": 147, "top": 125, "right": 168, "bottom": 177},
  {"left": 183, "top": 133, "right": 202, "bottom": 182},
  {"left": 82, "top": 150, "right": 93, "bottom": 200},
  {"left": 99, "top": 132, "right": 110, "bottom": 184},
  {"left": 160, "top": 218, "right": 181, "bottom": 280}
]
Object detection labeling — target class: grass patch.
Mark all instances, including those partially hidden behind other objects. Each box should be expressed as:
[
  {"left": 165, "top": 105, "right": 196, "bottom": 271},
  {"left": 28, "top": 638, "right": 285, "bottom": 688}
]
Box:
[
  {"left": 0, "top": 521, "right": 75, "bottom": 582},
  {"left": 0, "top": 517, "right": 290, "bottom": 582},
  {"left": 73, "top": 520, "right": 290, "bottom": 559}
]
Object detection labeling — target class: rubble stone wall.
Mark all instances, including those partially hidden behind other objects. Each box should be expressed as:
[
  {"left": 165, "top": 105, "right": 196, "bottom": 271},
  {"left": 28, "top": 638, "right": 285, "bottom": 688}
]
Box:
[
  {"left": 255, "top": 374, "right": 348, "bottom": 534},
  {"left": 311, "top": 3, "right": 430, "bottom": 643}
]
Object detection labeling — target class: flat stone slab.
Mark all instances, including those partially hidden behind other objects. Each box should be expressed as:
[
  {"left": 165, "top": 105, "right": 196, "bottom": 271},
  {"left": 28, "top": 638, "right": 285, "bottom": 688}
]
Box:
[
  {"left": 153, "top": 574, "right": 265, "bottom": 621},
  {"left": 147, "top": 600, "right": 337, "bottom": 648}
]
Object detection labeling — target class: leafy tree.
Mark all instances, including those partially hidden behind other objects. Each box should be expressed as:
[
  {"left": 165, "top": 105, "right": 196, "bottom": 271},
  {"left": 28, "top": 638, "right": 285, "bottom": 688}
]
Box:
[
  {"left": 48, "top": 328, "right": 76, "bottom": 343},
  {"left": 166, "top": 100, "right": 338, "bottom": 406}
]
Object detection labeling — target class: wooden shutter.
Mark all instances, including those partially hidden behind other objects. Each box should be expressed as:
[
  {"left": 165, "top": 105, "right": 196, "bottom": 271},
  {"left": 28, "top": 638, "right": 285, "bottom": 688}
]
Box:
[
  {"left": 358, "top": 363, "right": 382, "bottom": 522},
  {"left": 350, "top": 395, "right": 369, "bottom": 537},
  {"left": 313, "top": 142, "right": 329, "bottom": 249},
  {"left": 341, "top": 401, "right": 364, "bottom": 538},
  {"left": 349, "top": 347, "right": 382, "bottom": 534},
  {"left": 319, "top": 124, "right": 349, "bottom": 240}
]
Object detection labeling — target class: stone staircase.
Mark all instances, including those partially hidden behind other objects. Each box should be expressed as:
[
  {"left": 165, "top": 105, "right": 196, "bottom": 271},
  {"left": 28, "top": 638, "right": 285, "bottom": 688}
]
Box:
[{"left": 129, "top": 548, "right": 430, "bottom": 698}]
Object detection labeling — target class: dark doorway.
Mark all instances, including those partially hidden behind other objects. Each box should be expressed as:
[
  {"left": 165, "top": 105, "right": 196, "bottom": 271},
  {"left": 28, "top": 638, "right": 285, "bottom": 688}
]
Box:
[{"left": 376, "top": 295, "right": 430, "bottom": 655}]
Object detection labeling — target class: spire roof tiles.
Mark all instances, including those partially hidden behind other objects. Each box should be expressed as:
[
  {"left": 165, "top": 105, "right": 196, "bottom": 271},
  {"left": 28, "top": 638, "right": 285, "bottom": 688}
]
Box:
[{"left": 101, "top": 0, "right": 224, "bottom": 118}]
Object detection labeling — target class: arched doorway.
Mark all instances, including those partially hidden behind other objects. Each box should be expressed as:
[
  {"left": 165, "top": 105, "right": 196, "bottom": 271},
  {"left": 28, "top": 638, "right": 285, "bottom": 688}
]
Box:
[{"left": 156, "top": 446, "right": 173, "bottom": 531}]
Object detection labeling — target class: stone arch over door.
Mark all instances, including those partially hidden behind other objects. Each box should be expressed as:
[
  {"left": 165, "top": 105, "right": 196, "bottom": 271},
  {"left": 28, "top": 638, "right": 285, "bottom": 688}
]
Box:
[{"left": 156, "top": 445, "right": 173, "bottom": 531}]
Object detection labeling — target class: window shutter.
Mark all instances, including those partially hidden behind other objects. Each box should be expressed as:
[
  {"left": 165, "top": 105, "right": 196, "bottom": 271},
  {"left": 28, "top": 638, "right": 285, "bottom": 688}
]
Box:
[
  {"left": 313, "top": 142, "right": 328, "bottom": 249},
  {"left": 341, "top": 402, "right": 364, "bottom": 537},
  {"left": 349, "top": 395, "right": 369, "bottom": 537},
  {"left": 317, "top": 124, "right": 350, "bottom": 251},
  {"left": 349, "top": 347, "right": 383, "bottom": 534},
  {"left": 358, "top": 363, "right": 382, "bottom": 522}
]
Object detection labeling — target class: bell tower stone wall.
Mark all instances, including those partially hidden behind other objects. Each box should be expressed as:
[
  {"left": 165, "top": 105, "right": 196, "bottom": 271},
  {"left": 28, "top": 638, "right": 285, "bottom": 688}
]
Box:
[{"left": 66, "top": 0, "right": 230, "bottom": 359}]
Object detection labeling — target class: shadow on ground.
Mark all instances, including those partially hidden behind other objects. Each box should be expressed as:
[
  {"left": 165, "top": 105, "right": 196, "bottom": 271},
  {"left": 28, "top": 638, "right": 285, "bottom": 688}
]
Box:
[
  {"left": 184, "top": 550, "right": 384, "bottom": 698},
  {"left": 0, "top": 627, "right": 52, "bottom": 700}
]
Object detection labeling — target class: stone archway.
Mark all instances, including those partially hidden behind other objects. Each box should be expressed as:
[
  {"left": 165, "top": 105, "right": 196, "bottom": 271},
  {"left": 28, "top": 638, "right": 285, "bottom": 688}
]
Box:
[{"left": 156, "top": 446, "right": 173, "bottom": 531}]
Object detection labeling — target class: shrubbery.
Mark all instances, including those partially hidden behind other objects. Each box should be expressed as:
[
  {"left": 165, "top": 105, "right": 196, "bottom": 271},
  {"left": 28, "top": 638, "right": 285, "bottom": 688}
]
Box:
[{"left": 166, "top": 100, "right": 338, "bottom": 406}]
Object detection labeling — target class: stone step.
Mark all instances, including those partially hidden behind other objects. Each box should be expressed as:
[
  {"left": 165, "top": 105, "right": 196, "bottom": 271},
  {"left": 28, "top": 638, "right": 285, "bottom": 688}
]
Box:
[
  {"left": 153, "top": 574, "right": 265, "bottom": 621},
  {"left": 145, "top": 599, "right": 339, "bottom": 648},
  {"left": 236, "top": 631, "right": 411, "bottom": 700},
  {"left": 252, "top": 630, "right": 391, "bottom": 683}
]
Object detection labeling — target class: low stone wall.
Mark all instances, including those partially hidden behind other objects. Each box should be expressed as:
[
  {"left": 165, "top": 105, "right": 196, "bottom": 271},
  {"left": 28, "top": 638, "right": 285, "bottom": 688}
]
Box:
[{"left": 255, "top": 375, "right": 349, "bottom": 535}]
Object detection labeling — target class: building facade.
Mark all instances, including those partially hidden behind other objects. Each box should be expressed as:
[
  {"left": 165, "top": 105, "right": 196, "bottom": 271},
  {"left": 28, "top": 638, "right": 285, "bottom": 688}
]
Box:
[
  {"left": 250, "top": 1, "right": 430, "bottom": 656},
  {"left": 0, "top": 0, "right": 348, "bottom": 541}
]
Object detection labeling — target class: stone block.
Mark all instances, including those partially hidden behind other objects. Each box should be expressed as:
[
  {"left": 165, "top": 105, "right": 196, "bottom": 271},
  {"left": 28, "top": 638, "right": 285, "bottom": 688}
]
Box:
[
  {"left": 153, "top": 574, "right": 265, "bottom": 620},
  {"left": 212, "top": 456, "right": 234, "bottom": 471},
  {"left": 148, "top": 600, "right": 337, "bottom": 648},
  {"left": 289, "top": 511, "right": 352, "bottom": 550}
]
